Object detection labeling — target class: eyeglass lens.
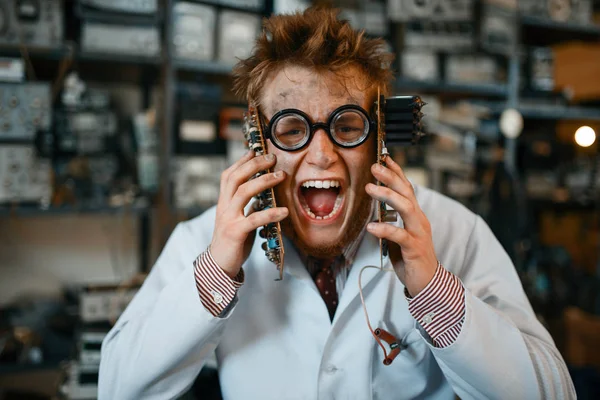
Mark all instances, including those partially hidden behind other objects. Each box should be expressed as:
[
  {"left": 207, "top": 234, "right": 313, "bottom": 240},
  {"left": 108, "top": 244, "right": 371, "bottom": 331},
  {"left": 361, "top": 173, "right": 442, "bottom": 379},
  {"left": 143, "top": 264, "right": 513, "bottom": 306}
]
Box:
[{"left": 271, "top": 109, "right": 369, "bottom": 150}]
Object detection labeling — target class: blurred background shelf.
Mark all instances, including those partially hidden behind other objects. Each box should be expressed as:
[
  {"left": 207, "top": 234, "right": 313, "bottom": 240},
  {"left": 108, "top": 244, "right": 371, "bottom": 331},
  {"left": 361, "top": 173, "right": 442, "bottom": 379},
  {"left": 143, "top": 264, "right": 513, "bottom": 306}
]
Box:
[
  {"left": 174, "top": 59, "right": 234, "bottom": 75},
  {"left": 0, "top": 203, "right": 150, "bottom": 217},
  {"left": 0, "top": 44, "right": 75, "bottom": 61},
  {"left": 518, "top": 105, "right": 600, "bottom": 121},
  {"left": 0, "top": 362, "right": 63, "bottom": 375},
  {"left": 521, "top": 16, "right": 600, "bottom": 36},
  {"left": 77, "top": 51, "right": 161, "bottom": 66},
  {"left": 396, "top": 79, "right": 508, "bottom": 97}
]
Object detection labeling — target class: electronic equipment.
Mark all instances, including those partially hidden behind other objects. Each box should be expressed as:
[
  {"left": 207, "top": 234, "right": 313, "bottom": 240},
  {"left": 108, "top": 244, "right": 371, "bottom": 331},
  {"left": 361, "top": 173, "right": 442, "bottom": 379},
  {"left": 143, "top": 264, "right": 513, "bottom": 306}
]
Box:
[
  {"left": 172, "top": 156, "right": 227, "bottom": 209},
  {"left": 243, "top": 107, "right": 286, "bottom": 279},
  {"left": 79, "top": 0, "right": 158, "bottom": 15},
  {"left": 175, "top": 84, "right": 223, "bottom": 155},
  {"left": 340, "top": 1, "right": 388, "bottom": 37},
  {"left": 217, "top": 10, "right": 261, "bottom": 65},
  {"left": 480, "top": 3, "right": 518, "bottom": 56},
  {"left": 78, "top": 331, "right": 106, "bottom": 366},
  {"left": 519, "top": 0, "right": 592, "bottom": 24},
  {"left": 81, "top": 21, "right": 160, "bottom": 57},
  {"left": 274, "top": 0, "right": 310, "bottom": 14},
  {"left": 388, "top": 0, "right": 473, "bottom": 22},
  {"left": 59, "top": 362, "right": 99, "bottom": 400},
  {"left": 0, "top": 145, "right": 52, "bottom": 205},
  {"left": 220, "top": 0, "right": 264, "bottom": 9},
  {"left": 403, "top": 21, "right": 475, "bottom": 50},
  {"left": 79, "top": 287, "right": 138, "bottom": 324},
  {"left": 0, "top": 0, "right": 64, "bottom": 48},
  {"left": 400, "top": 51, "right": 439, "bottom": 82},
  {"left": 133, "top": 112, "right": 159, "bottom": 192},
  {"left": 445, "top": 54, "right": 500, "bottom": 85},
  {"left": 0, "top": 82, "right": 51, "bottom": 140},
  {"left": 54, "top": 110, "right": 118, "bottom": 155},
  {"left": 530, "top": 47, "right": 554, "bottom": 91},
  {"left": 0, "top": 58, "right": 25, "bottom": 82},
  {"left": 173, "top": 2, "right": 217, "bottom": 62}
]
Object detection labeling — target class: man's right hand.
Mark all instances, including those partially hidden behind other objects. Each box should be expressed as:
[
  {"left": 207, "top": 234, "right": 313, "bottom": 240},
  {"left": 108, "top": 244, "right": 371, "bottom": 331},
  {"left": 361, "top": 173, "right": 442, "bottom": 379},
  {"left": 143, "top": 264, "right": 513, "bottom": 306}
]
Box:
[{"left": 210, "top": 150, "right": 288, "bottom": 279}]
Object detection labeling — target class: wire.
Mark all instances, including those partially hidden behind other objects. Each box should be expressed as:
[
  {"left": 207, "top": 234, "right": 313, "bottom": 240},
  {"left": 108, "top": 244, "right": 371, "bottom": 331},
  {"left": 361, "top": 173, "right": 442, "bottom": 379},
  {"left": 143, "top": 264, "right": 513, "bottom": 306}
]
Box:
[{"left": 358, "top": 263, "right": 395, "bottom": 363}]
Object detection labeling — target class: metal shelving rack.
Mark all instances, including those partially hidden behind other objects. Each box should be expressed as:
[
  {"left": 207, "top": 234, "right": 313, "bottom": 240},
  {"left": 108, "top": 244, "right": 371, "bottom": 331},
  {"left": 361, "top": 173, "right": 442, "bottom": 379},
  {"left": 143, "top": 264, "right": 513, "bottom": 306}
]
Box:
[
  {"left": 0, "top": 30, "right": 161, "bottom": 275},
  {"left": 3, "top": 0, "right": 600, "bottom": 259}
]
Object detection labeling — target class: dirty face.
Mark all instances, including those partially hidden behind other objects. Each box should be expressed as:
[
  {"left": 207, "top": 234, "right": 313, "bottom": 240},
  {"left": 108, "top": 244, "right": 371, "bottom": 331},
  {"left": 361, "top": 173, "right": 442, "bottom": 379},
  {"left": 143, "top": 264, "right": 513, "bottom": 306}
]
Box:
[{"left": 260, "top": 65, "right": 376, "bottom": 258}]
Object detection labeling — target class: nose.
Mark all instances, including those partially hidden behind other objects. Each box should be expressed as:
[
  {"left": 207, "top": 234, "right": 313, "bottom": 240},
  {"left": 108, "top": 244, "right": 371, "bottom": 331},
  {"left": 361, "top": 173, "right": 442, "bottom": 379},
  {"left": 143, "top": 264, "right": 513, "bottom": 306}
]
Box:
[{"left": 305, "top": 128, "right": 339, "bottom": 169}]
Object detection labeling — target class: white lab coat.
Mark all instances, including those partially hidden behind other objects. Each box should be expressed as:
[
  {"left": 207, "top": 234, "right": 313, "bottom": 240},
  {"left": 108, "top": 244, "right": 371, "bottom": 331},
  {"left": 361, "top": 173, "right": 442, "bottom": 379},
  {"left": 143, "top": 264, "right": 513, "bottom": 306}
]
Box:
[{"left": 99, "top": 185, "right": 575, "bottom": 399}]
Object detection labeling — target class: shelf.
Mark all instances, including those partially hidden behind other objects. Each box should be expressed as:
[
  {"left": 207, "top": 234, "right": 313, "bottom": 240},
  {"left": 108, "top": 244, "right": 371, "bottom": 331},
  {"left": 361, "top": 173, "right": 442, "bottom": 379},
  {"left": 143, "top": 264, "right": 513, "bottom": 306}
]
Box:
[
  {"left": 175, "top": 59, "right": 233, "bottom": 75},
  {"left": 0, "top": 361, "right": 63, "bottom": 375},
  {"left": 78, "top": 51, "right": 161, "bottom": 66},
  {"left": 475, "top": 100, "right": 600, "bottom": 121},
  {"left": 0, "top": 44, "right": 161, "bottom": 66},
  {"left": 0, "top": 204, "right": 150, "bottom": 217},
  {"left": 184, "top": 0, "right": 265, "bottom": 13},
  {"left": 521, "top": 16, "right": 600, "bottom": 36},
  {"left": 529, "top": 199, "right": 597, "bottom": 212},
  {"left": 395, "top": 79, "right": 508, "bottom": 98},
  {"left": 518, "top": 104, "right": 600, "bottom": 121},
  {"left": 521, "top": 16, "right": 600, "bottom": 45},
  {"left": 0, "top": 44, "right": 75, "bottom": 61}
]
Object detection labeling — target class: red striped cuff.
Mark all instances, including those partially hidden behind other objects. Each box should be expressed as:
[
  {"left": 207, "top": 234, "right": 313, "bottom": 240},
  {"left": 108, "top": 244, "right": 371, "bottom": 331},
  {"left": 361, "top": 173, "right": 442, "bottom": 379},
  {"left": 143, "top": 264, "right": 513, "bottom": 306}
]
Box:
[
  {"left": 405, "top": 263, "right": 465, "bottom": 348},
  {"left": 194, "top": 248, "right": 244, "bottom": 317}
]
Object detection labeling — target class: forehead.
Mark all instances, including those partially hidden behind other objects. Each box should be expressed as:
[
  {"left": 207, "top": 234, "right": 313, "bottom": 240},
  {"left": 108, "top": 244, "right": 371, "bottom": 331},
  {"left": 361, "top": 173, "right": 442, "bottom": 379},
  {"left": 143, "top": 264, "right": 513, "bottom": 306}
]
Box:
[{"left": 260, "top": 65, "right": 371, "bottom": 118}]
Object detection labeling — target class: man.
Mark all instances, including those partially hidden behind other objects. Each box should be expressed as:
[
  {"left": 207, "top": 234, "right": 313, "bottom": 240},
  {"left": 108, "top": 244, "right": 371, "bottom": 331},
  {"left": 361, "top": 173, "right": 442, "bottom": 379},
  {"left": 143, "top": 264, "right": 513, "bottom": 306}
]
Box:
[{"left": 99, "top": 8, "right": 575, "bottom": 399}]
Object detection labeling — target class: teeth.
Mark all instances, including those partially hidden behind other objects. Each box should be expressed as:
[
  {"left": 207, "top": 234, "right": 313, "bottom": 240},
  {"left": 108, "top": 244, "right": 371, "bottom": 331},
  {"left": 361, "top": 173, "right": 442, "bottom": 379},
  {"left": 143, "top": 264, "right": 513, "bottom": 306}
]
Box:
[
  {"left": 300, "top": 192, "right": 344, "bottom": 221},
  {"left": 302, "top": 179, "right": 341, "bottom": 188}
]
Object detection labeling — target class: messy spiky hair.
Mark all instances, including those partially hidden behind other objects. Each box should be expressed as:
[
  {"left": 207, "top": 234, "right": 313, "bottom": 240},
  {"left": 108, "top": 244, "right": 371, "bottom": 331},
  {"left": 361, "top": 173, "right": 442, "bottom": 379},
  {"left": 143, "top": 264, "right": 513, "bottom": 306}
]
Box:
[{"left": 232, "top": 6, "right": 394, "bottom": 105}]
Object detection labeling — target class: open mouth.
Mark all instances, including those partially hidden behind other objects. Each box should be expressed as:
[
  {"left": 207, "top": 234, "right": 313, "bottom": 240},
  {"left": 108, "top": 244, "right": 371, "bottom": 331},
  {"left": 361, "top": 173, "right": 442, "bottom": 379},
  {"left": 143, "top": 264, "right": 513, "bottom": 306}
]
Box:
[{"left": 298, "top": 179, "right": 344, "bottom": 221}]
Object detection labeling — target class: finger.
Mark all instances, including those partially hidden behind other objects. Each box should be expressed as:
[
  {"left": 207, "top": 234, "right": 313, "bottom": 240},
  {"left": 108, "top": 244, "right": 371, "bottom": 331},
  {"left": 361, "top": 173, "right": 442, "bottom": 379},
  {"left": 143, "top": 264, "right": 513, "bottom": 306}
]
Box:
[
  {"left": 384, "top": 155, "right": 410, "bottom": 184},
  {"left": 222, "top": 153, "right": 277, "bottom": 201},
  {"left": 371, "top": 163, "right": 415, "bottom": 202},
  {"left": 231, "top": 149, "right": 256, "bottom": 171},
  {"left": 366, "top": 222, "right": 411, "bottom": 247},
  {"left": 365, "top": 183, "right": 423, "bottom": 233},
  {"left": 220, "top": 150, "right": 256, "bottom": 201},
  {"left": 232, "top": 170, "right": 286, "bottom": 211},
  {"left": 243, "top": 207, "right": 289, "bottom": 233}
]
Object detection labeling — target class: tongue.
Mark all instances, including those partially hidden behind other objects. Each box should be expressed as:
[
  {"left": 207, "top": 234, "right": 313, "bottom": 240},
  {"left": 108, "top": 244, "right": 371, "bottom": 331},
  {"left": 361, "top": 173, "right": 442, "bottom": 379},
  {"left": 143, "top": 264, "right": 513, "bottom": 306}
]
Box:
[{"left": 304, "top": 188, "right": 337, "bottom": 217}]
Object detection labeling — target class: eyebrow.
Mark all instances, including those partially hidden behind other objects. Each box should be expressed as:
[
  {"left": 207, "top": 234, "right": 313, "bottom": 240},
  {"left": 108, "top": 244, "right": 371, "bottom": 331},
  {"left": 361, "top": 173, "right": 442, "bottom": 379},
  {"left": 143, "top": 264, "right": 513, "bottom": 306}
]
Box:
[{"left": 267, "top": 97, "right": 363, "bottom": 119}]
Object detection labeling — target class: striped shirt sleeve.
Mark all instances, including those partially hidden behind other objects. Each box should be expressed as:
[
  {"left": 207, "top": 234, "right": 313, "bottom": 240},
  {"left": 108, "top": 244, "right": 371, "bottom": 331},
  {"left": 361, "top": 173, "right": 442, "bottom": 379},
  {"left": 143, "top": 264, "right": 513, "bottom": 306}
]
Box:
[
  {"left": 405, "top": 263, "right": 465, "bottom": 348},
  {"left": 194, "top": 247, "right": 244, "bottom": 317}
]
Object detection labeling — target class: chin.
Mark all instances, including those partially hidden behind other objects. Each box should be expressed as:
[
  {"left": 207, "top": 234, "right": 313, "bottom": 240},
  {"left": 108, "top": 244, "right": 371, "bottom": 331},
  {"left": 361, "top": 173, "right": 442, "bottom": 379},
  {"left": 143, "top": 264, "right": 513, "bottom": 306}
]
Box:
[{"left": 282, "top": 199, "right": 370, "bottom": 259}]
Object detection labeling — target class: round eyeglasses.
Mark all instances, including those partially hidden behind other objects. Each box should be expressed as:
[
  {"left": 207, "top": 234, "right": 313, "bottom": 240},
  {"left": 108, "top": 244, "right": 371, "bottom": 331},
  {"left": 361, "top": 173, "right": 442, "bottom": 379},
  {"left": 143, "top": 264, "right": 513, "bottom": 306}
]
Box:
[{"left": 263, "top": 104, "right": 376, "bottom": 151}]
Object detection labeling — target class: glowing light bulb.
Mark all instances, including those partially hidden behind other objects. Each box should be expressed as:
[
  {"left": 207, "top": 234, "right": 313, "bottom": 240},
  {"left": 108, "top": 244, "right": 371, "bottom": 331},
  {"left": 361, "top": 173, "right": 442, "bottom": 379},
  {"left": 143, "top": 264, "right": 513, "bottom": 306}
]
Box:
[
  {"left": 574, "top": 126, "right": 596, "bottom": 147},
  {"left": 499, "top": 108, "right": 523, "bottom": 139}
]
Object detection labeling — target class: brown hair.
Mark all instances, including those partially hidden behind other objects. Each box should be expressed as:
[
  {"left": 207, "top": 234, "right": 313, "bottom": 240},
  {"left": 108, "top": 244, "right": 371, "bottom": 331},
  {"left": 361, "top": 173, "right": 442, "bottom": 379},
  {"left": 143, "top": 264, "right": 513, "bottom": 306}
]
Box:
[{"left": 232, "top": 6, "right": 394, "bottom": 105}]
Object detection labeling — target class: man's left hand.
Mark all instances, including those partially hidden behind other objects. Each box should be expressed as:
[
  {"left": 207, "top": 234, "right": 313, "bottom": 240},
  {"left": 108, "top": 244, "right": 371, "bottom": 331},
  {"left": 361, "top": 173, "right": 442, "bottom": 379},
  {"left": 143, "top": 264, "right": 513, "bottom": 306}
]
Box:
[{"left": 365, "top": 156, "right": 438, "bottom": 297}]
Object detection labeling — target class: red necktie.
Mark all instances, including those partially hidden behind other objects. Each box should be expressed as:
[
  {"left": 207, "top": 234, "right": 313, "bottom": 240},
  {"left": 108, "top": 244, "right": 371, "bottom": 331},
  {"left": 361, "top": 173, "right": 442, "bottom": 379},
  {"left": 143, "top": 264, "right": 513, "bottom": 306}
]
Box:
[{"left": 314, "top": 260, "right": 338, "bottom": 321}]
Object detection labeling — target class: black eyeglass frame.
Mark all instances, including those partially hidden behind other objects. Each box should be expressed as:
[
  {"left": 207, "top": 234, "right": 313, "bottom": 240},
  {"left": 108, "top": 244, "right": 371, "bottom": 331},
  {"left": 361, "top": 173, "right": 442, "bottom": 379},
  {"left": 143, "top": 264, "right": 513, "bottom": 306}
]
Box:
[{"left": 261, "top": 104, "right": 376, "bottom": 152}]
